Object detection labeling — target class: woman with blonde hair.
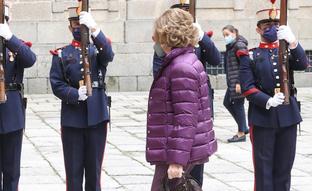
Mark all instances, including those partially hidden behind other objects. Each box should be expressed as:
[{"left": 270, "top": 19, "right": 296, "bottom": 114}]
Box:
[{"left": 146, "top": 8, "right": 217, "bottom": 190}]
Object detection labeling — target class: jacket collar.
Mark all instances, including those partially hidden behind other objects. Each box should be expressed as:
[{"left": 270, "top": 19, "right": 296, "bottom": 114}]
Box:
[
  {"left": 259, "top": 41, "right": 279, "bottom": 49},
  {"left": 154, "top": 46, "right": 195, "bottom": 80},
  {"left": 163, "top": 46, "right": 195, "bottom": 66}
]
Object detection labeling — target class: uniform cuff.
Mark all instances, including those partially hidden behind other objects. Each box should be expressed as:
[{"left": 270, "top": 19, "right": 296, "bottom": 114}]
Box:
[
  {"left": 289, "top": 41, "right": 299, "bottom": 50},
  {"left": 91, "top": 28, "right": 101, "bottom": 38},
  {"left": 266, "top": 99, "right": 271, "bottom": 110}
]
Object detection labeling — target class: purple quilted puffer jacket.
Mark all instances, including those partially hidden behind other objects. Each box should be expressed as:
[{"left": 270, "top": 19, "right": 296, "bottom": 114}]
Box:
[{"left": 146, "top": 46, "right": 217, "bottom": 166}]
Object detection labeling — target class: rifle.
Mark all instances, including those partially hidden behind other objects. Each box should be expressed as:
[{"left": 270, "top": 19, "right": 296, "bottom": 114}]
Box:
[
  {"left": 278, "top": 0, "right": 290, "bottom": 104},
  {"left": 107, "top": 96, "right": 112, "bottom": 131},
  {"left": 0, "top": 0, "right": 6, "bottom": 103},
  {"left": 78, "top": 0, "right": 92, "bottom": 96},
  {"left": 189, "top": 0, "right": 196, "bottom": 22}
]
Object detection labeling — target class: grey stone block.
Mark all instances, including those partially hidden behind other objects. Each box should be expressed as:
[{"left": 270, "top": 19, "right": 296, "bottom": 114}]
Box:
[
  {"left": 234, "top": 0, "right": 245, "bottom": 11},
  {"left": 28, "top": 78, "right": 49, "bottom": 94},
  {"left": 91, "top": 11, "right": 120, "bottom": 22},
  {"left": 197, "top": 0, "right": 233, "bottom": 9},
  {"left": 127, "top": 0, "right": 169, "bottom": 20},
  {"left": 294, "top": 72, "right": 312, "bottom": 88},
  {"left": 23, "top": 78, "right": 29, "bottom": 94},
  {"left": 216, "top": 74, "right": 227, "bottom": 89},
  {"left": 47, "top": 80, "right": 53, "bottom": 94},
  {"left": 24, "top": 63, "right": 38, "bottom": 78},
  {"left": 10, "top": 22, "right": 37, "bottom": 43},
  {"left": 11, "top": 2, "right": 52, "bottom": 21},
  {"left": 106, "top": 76, "right": 119, "bottom": 92},
  {"left": 106, "top": 53, "right": 152, "bottom": 76},
  {"left": 97, "top": 21, "right": 125, "bottom": 43},
  {"left": 37, "top": 56, "right": 53, "bottom": 78},
  {"left": 125, "top": 20, "right": 154, "bottom": 43},
  {"left": 299, "top": 39, "right": 312, "bottom": 50},
  {"left": 113, "top": 43, "right": 153, "bottom": 54},
  {"left": 137, "top": 76, "right": 153, "bottom": 91},
  {"left": 298, "top": 19, "right": 312, "bottom": 39},
  {"left": 52, "top": 1, "right": 77, "bottom": 13},
  {"left": 38, "top": 22, "right": 72, "bottom": 44},
  {"left": 31, "top": 45, "right": 56, "bottom": 56},
  {"left": 208, "top": 75, "right": 217, "bottom": 89},
  {"left": 119, "top": 76, "right": 137, "bottom": 92}
]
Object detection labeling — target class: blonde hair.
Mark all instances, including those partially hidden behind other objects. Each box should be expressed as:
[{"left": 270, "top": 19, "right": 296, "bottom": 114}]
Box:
[{"left": 154, "top": 8, "right": 199, "bottom": 48}]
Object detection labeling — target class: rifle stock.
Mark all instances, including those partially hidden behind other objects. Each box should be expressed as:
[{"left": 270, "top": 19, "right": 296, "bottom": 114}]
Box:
[
  {"left": 0, "top": 0, "right": 6, "bottom": 103},
  {"left": 278, "top": 0, "right": 290, "bottom": 104},
  {"left": 189, "top": 0, "right": 196, "bottom": 22},
  {"left": 78, "top": 0, "right": 92, "bottom": 96}
]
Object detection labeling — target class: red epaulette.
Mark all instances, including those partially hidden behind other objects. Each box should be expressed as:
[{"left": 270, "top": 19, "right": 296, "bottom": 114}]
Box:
[
  {"left": 106, "top": 37, "right": 112, "bottom": 45},
  {"left": 206, "top": 31, "right": 213, "bottom": 38},
  {"left": 49, "top": 46, "right": 65, "bottom": 56},
  {"left": 21, "top": 40, "right": 32, "bottom": 48}
]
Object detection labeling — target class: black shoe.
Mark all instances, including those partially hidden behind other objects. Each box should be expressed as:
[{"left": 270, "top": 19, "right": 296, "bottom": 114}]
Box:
[{"left": 227, "top": 135, "right": 246, "bottom": 143}]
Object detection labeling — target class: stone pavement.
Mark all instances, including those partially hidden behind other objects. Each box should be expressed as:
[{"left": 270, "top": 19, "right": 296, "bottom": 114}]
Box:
[{"left": 19, "top": 88, "right": 312, "bottom": 191}]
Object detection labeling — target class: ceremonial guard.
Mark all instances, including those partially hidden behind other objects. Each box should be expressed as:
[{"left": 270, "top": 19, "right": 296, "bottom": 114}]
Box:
[
  {"left": 152, "top": 0, "right": 221, "bottom": 187},
  {"left": 238, "top": 1, "right": 309, "bottom": 190},
  {"left": 0, "top": 4, "right": 36, "bottom": 191},
  {"left": 49, "top": 3, "right": 114, "bottom": 191}
]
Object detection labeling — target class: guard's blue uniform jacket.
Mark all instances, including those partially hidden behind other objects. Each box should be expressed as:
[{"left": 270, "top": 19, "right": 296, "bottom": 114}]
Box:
[
  {"left": 239, "top": 42, "right": 308, "bottom": 128},
  {"left": 153, "top": 34, "right": 221, "bottom": 77},
  {"left": 0, "top": 35, "right": 36, "bottom": 134},
  {"left": 50, "top": 31, "right": 114, "bottom": 128}
]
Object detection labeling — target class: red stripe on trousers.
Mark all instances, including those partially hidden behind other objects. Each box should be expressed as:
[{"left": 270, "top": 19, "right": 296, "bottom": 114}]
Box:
[{"left": 249, "top": 125, "right": 256, "bottom": 191}]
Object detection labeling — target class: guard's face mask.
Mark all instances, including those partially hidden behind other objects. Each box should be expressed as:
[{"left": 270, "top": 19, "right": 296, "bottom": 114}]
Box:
[
  {"left": 72, "top": 27, "right": 81, "bottom": 41},
  {"left": 262, "top": 25, "right": 278, "bottom": 43}
]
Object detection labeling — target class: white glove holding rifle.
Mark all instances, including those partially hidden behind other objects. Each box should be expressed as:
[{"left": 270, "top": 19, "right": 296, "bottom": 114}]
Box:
[
  {"left": 266, "top": 92, "right": 285, "bottom": 110},
  {"left": 277, "top": 25, "right": 298, "bottom": 49},
  {"left": 79, "top": 11, "right": 100, "bottom": 37},
  {"left": 78, "top": 86, "right": 88, "bottom": 101},
  {"left": 0, "top": 23, "right": 13, "bottom": 40}
]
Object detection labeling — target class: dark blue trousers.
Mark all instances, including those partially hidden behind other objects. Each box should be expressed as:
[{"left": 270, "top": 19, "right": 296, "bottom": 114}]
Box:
[
  {"left": 61, "top": 123, "right": 107, "bottom": 191},
  {"left": 223, "top": 89, "right": 248, "bottom": 133},
  {"left": 0, "top": 129, "right": 23, "bottom": 191},
  {"left": 250, "top": 125, "right": 297, "bottom": 191},
  {"left": 189, "top": 164, "right": 204, "bottom": 187}
]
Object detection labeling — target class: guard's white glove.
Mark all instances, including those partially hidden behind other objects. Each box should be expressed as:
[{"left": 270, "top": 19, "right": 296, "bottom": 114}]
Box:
[
  {"left": 193, "top": 22, "right": 205, "bottom": 41},
  {"left": 266, "top": 92, "right": 285, "bottom": 110},
  {"left": 79, "top": 11, "right": 100, "bottom": 37},
  {"left": 277, "top": 25, "right": 296, "bottom": 44},
  {"left": 0, "top": 23, "right": 13, "bottom": 40},
  {"left": 79, "top": 11, "right": 97, "bottom": 29},
  {"left": 78, "top": 86, "right": 88, "bottom": 101}
]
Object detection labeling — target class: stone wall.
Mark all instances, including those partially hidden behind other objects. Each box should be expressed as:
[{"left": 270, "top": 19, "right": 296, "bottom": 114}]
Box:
[{"left": 7, "top": 0, "right": 312, "bottom": 93}]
